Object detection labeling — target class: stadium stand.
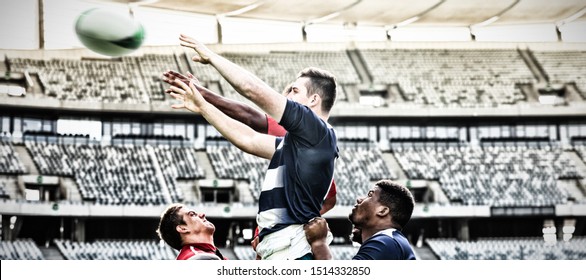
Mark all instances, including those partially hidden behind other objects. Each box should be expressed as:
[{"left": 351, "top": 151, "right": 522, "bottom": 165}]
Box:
[
  {"left": 53, "top": 239, "right": 176, "bottom": 260},
  {"left": 0, "top": 141, "right": 26, "bottom": 175},
  {"left": 334, "top": 139, "right": 398, "bottom": 205},
  {"left": 532, "top": 50, "right": 586, "bottom": 98},
  {"left": 4, "top": 48, "right": 585, "bottom": 110},
  {"left": 427, "top": 237, "right": 586, "bottom": 260},
  {"left": 2, "top": 46, "right": 586, "bottom": 261},
  {"left": 153, "top": 145, "right": 206, "bottom": 202},
  {"left": 360, "top": 48, "right": 535, "bottom": 107},
  {"left": 392, "top": 140, "right": 584, "bottom": 206},
  {"left": 24, "top": 141, "right": 179, "bottom": 205},
  {"left": 134, "top": 54, "right": 180, "bottom": 102},
  {"left": 6, "top": 54, "right": 184, "bottom": 104},
  {"left": 205, "top": 140, "right": 268, "bottom": 200},
  {"left": 0, "top": 239, "right": 44, "bottom": 260},
  {"left": 189, "top": 51, "right": 359, "bottom": 104},
  {"left": 205, "top": 138, "right": 396, "bottom": 205},
  {"left": 8, "top": 57, "right": 148, "bottom": 103},
  {"left": 0, "top": 181, "right": 9, "bottom": 198}
]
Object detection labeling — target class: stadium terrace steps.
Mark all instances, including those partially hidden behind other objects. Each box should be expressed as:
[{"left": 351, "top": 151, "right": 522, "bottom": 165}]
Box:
[
  {"left": 346, "top": 49, "right": 371, "bottom": 85},
  {"left": 564, "top": 151, "right": 586, "bottom": 202},
  {"left": 518, "top": 49, "right": 547, "bottom": 84},
  {"left": 61, "top": 177, "right": 82, "bottom": 202},
  {"left": 427, "top": 181, "right": 450, "bottom": 204},
  {"left": 14, "top": 145, "right": 38, "bottom": 174},
  {"left": 39, "top": 246, "right": 65, "bottom": 260},
  {"left": 413, "top": 245, "right": 439, "bottom": 260},
  {"left": 559, "top": 180, "right": 585, "bottom": 203},
  {"left": 342, "top": 83, "right": 361, "bottom": 104},
  {"left": 146, "top": 145, "right": 172, "bottom": 204},
  {"left": 518, "top": 84, "right": 539, "bottom": 103},
  {"left": 562, "top": 84, "right": 585, "bottom": 102},
  {"left": 221, "top": 246, "right": 238, "bottom": 260},
  {"left": 176, "top": 180, "right": 198, "bottom": 204},
  {"left": 381, "top": 152, "right": 408, "bottom": 180},
  {"left": 197, "top": 151, "right": 216, "bottom": 180},
  {"left": 566, "top": 151, "right": 586, "bottom": 178},
  {"left": 0, "top": 175, "right": 19, "bottom": 199},
  {"left": 236, "top": 180, "right": 255, "bottom": 204},
  {"left": 387, "top": 84, "right": 406, "bottom": 103}
]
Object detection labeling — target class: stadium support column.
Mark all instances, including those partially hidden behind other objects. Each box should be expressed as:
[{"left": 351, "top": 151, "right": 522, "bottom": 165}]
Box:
[
  {"left": 556, "top": 219, "right": 564, "bottom": 241},
  {"left": 2, "top": 215, "right": 13, "bottom": 241},
  {"left": 2, "top": 215, "right": 22, "bottom": 241},
  {"left": 73, "top": 218, "right": 86, "bottom": 243},
  {"left": 38, "top": 0, "right": 44, "bottom": 49},
  {"left": 216, "top": 16, "right": 223, "bottom": 44},
  {"left": 456, "top": 218, "right": 470, "bottom": 241}
]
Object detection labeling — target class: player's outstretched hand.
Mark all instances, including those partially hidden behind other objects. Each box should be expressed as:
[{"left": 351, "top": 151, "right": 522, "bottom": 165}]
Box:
[
  {"left": 163, "top": 70, "right": 201, "bottom": 87},
  {"left": 165, "top": 78, "right": 204, "bottom": 113},
  {"left": 179, "top": 34, "right": 213, "bottom": 65}
]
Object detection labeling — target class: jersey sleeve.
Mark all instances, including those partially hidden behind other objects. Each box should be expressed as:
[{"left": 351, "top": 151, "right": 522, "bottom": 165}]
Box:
[
  {"left": 266, "top": 114, "right": 287, "bottom": 137},
  {"left": 278, "top": 99, "right": 331, "bottom": 146}
]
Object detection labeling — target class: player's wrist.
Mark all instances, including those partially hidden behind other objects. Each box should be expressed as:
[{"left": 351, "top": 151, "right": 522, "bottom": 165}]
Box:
[{"left": 309, "top": 239, "right": 328, "bottom": 248}]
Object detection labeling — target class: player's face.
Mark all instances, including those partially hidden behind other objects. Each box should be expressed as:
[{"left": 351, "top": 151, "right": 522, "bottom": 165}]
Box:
[
  {"left": 179, "top": 207, "right": 215, "bottom": 234},
  {"left": 285, "top": 77, "right": 312, "bottom": 106},
  {"left": 349, "top": 187, "right": 382, "bottom": 228}
]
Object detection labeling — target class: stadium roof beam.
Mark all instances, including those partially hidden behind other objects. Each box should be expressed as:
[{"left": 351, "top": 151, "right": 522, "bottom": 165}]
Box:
[
  {"left": 385, "top": 0, "right": 446, "bottom": 37},
  {"left": 301, "top": 0, "right": 362, "bottom": 41},
  {"left": 554, "top": 5, "right": 586, "bottom": 42},
  {"left": 217, "top": 1, "right": 265, "bottom": 17},
  {"left": 469, "top": 0, "right": 520, "bottom": 39},
  {"left": 214, "top": 1, "right": 265, "bottom": 44},
  {"left": 305, "top": 0, "right": 363, "bottom": 25},
  {"left": 555, "top": 5, "right": 586, "bottom": 28}
]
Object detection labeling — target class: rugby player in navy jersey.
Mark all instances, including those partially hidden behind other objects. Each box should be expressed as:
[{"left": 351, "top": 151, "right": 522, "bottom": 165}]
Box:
[{"left": 164, "top": 34, "right": 339, "bottom": 260}]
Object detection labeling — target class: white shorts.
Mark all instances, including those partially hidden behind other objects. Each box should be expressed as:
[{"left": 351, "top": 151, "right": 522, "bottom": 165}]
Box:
[{"left": 256, "top": 224, "right": 333, "bottom": 260}]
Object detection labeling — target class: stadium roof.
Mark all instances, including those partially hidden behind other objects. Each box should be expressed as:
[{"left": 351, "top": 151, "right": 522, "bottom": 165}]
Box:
[{"left": 126, "top": 0, "right": 586, "bottom": 27}]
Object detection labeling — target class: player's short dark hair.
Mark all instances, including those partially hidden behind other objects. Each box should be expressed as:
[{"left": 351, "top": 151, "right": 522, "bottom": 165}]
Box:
[
  {"left": 376, "top": 180, "right": 415, "bottom": 230},
  {"left": 157, "top": 203, "right": 185, "bottom": 250},
  {"left": 298, "top": 67, "right": 337, "bottom": 113}
]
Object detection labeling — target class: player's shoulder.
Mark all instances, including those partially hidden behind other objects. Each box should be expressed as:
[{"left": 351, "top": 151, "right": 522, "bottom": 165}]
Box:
[{"left": 368, "top": 230, "right": 405, "bottom": 247}]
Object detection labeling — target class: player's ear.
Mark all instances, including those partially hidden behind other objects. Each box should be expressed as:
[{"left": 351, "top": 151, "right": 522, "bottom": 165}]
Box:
[
  {"left": 310, "top": 93, "right": 320, "bottom": 106},
  {"left": 376, "top": 206, "right": 389, "bottom": 217},
  {"left": 176, "top": 225, "right": 188, "bottom": 233}
]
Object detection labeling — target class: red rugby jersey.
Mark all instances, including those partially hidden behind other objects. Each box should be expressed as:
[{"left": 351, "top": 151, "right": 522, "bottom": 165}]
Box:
[{"left": 176, "top": 243, "right": 227, "bottom": 260}]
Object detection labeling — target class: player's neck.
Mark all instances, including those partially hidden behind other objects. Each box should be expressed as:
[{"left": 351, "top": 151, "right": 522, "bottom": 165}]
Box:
[
  {"left": 362, "top": 224, "right": 394, "bottom": 241},
  {"left": 184, "top": 233, "right": 215, "bottom": 247}
]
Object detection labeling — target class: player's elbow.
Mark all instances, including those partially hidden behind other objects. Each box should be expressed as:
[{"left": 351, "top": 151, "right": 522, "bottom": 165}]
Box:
[{"left": 237, "top": 82, "right": 260, "bottom": 99}]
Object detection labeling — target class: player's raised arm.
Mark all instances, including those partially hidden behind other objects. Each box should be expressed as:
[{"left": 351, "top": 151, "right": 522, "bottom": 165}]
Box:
[
  {"left": 179, "top": 34, "right": 287, "bottom": 123},
  {"left": 163, "top": 70, "right": 269, "bottom": 133},
  {"left": 165, "top": 77, "right": 275, "bottom": 160}
]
